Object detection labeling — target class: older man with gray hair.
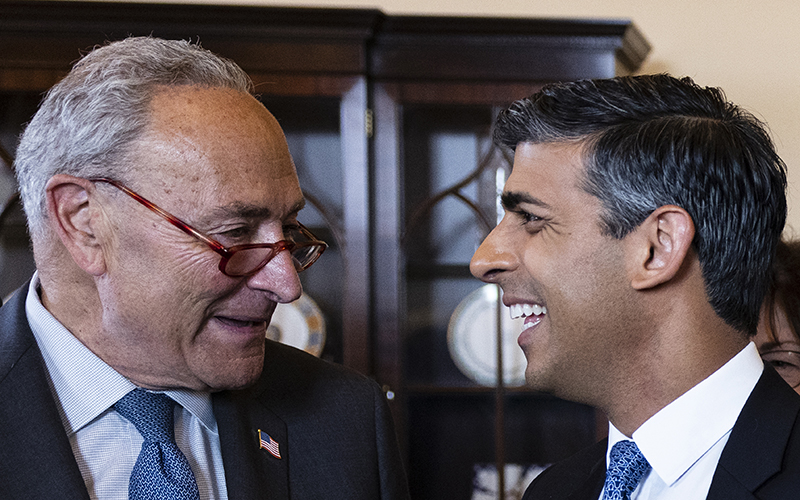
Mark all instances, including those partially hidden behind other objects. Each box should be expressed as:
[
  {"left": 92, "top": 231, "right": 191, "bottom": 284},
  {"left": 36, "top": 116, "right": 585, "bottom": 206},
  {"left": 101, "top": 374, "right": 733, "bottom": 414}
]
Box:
[{"left": 0, "top": 36, "right": 409, "bottom": 500}]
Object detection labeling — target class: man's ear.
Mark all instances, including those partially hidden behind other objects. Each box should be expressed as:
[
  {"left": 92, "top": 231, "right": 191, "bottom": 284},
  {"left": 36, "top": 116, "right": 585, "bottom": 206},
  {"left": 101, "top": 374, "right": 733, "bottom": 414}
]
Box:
[
  {"left": 45, "top": 174, "right": 107, "bottom": 275},
  {"left": 629, "top": 205, "right": 695, "bottom": 290}
]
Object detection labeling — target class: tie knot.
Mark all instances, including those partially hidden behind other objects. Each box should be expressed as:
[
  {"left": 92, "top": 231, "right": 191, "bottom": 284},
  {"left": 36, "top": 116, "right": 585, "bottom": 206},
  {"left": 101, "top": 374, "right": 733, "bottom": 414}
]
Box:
[
  {"left": 604, "top": 440, "right": 651, "bottom": 500},
  {"left": 115, "top": 389, "right": 176, "bottom": 443}
]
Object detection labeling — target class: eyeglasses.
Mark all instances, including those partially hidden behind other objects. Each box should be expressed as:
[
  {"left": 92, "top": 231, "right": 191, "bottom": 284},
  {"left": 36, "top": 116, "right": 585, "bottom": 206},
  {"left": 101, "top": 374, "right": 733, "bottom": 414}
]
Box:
[
  {"left": 89, "top": 177, "right": 326, "bottom": 277},
  {"left": 760, "top": 349, "right": 800, "bottom": 388}
]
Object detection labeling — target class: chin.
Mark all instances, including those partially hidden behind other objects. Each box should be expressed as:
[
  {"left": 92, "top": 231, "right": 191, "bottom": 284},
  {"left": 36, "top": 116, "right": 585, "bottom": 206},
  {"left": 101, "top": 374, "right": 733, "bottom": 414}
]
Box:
[
  {"left": 202, "top": 357, "right": 265, "bottom": 392},
  {"left": 524, "top": 365, "right": 559, "bottom": 395},
  {"left": 220, "top": 371, "right": 264, "bottom": 392}
]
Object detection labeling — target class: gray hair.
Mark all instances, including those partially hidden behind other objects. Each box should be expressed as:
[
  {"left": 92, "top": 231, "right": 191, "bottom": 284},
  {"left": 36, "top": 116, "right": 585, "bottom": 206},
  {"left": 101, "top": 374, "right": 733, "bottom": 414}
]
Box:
[{"left": 14, "top": 36, "right": 254, "bottom": 239}]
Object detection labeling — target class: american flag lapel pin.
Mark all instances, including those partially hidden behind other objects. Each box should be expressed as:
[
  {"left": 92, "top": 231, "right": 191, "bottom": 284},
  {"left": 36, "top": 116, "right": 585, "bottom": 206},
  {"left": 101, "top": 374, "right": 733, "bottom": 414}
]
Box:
[{"left": 258, "top": 429, "right": 282, "bottom": 459}]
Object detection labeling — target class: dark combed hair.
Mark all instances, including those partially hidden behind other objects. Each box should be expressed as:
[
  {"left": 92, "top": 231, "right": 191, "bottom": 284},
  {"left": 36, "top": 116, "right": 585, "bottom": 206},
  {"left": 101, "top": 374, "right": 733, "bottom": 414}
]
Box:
[{"left": 493, "top": 74, "right": 787, "bottom": 335}]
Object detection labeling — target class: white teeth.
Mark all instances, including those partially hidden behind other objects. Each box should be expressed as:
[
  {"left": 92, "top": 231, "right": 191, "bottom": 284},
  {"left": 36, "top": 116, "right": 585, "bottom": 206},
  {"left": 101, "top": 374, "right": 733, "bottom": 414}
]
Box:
[{"left": 508, "top": 303, "right": 546, "bottom": 320}]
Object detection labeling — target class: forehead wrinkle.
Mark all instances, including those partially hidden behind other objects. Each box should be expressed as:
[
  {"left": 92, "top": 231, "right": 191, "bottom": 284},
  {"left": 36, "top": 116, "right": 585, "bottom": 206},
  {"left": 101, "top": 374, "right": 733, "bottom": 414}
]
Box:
[
  {"left": 501, "top": 191, "right": 553, "bottom": 211},
  {"left": 201, "top": 199, "right": 306, "bottom": 224}
]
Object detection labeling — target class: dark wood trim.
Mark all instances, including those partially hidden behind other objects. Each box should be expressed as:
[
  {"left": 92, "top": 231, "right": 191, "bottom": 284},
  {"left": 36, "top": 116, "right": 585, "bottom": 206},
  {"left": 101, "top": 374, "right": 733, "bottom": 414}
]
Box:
[
  {"left": 0, "top": 1, "right": 381, "bottom": 77},
  {"left": 371, "top": 82, "right": 406, "bottom": 443},
  {"left": 249, "top": 74, "right": 363, "bottom": 99},
  {"left": 340, "top": 78, "right": 372, "bottom": 375},
  {"left": 371, "top": 15, "right": 650, "bottom": 80},
  {"left": 0, "top": 1, "right": 381, "bottom": 39},
  {"left": 0, "top": 2, "right": 649, "bottom": 82},
  {"left": 377, "top": 81, "right": 548, "bottom": 106}
]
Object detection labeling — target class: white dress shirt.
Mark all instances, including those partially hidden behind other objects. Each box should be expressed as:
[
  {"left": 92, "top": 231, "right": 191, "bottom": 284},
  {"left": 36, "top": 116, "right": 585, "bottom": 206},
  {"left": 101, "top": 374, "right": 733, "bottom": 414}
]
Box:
[
  {"left": 599, "top": 342, "right": 763, "bottom": 499},
  {"left": 25, "top": 274, "right": 229, "bottom": 500}
]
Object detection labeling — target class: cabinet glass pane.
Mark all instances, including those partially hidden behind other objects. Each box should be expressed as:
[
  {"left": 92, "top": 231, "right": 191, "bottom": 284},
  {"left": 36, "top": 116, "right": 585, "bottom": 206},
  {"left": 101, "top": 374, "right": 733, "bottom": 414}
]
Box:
[
  {"left": 402, "top": 104, "right": 503, "bottom": 387},
  {"left": 398, "top": 101, "right": 599, "bottom": 499},
  {"left": 259, "top": 96, "right": 345, "bottom": 364}
]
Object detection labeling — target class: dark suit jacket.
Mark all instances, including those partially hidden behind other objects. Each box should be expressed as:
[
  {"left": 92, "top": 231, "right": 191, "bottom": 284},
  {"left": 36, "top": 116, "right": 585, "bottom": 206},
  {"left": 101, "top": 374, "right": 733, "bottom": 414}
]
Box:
[
  {"left": 522, "top": 364, "right": 800, "bottom": 499},
  {"left": 0, "top": 286, "right": 410, "bottom": 500}
]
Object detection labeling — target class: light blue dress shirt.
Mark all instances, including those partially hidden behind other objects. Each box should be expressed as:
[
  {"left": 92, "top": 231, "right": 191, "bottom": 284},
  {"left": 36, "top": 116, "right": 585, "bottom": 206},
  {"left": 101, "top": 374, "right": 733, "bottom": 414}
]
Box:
[{"left": 25, "top": 274, "right": 229, "bottom": 500}]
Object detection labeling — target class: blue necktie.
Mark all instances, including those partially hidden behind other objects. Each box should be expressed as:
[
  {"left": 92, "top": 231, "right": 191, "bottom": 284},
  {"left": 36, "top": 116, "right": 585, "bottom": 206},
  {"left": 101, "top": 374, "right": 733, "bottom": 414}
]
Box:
[
  {"left": 603, "top": 440, "right": 651, "bottom": 500},
  {"left": 115, "top": 389, "right": 201, "bottom": 500}
]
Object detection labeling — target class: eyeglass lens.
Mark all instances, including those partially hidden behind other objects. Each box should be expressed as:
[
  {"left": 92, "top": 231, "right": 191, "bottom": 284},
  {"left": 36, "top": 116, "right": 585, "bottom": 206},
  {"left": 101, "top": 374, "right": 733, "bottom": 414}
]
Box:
[
  {"left": 223, "top": 226, "right": 325, "bottom": 276},
  {"left": 225, "top": 243, "right": 322, "bottom": 276}
]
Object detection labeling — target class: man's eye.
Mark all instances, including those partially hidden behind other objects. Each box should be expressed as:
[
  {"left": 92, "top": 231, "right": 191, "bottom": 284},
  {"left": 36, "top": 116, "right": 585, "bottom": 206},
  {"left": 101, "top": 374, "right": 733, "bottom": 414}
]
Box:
[
  {"left": 762, "top": 352, "right": 800, "bottom": 370},
  {"left": 218, "top": 227, "right": 251, "bottom": 240},
  {"left": 768, "top": 358, "right": 800, "bottom": 370},
  {"left": 513, "top": 209, "right": 542, "bottom": 225}
]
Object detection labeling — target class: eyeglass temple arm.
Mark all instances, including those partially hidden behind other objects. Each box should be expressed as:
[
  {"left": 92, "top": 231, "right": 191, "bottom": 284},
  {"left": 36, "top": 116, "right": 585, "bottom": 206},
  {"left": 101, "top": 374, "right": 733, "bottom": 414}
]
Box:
[{"left": 89, "top": 177, "right": 228, "bottom": 253}]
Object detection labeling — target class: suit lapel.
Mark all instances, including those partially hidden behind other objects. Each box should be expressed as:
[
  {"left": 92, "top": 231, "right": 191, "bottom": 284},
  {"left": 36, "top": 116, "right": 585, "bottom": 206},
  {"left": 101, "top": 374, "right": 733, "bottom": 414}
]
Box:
[
  {"left": 705, "top": 467, "right": 758, "bottom": 500},
  {"left": 567, "top": 455, "right": 606, "bottom": 500},
  {"left": 522, "top": 438, "right": 606, "bottom": 500},
  {"left": 214, "top": 387, "right": 290, "bottom": 499},
  {"left": 706, "top": 366, "right": 800, "bottom": 500},
  {"left": 0, "top": 289, "right": 90, "bottom": 500}
]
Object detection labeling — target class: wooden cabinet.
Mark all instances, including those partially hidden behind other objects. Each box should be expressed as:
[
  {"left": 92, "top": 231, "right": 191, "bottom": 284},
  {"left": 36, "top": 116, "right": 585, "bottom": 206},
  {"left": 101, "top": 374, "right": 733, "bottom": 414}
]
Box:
[{"left": 0, "top": 3, "right": 649, "bottom": 497}]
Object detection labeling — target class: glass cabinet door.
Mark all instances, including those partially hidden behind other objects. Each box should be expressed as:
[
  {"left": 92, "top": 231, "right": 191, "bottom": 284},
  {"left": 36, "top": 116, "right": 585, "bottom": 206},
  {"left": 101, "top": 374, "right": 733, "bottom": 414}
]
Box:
[
  {"left": 373, "top": 85, "right": 600, "bottom": 499},
  {"left": 253, "top": 76, "right": 370, "bottom": 370},
  {"left": 258, "top": 93, "right": 347, "bottom": 364}
]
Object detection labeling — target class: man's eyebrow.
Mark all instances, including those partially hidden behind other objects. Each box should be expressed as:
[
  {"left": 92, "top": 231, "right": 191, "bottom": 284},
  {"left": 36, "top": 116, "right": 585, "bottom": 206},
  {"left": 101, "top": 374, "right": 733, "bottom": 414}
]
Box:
[
  {"left": 760, "top": 340, "right": 800, "bottom": 353},
  {"left": 204, "top": 199, "right": 306, "bottom": 222},
  {"left": 501, "top": 191, "right": 552, "bottom": 211}
]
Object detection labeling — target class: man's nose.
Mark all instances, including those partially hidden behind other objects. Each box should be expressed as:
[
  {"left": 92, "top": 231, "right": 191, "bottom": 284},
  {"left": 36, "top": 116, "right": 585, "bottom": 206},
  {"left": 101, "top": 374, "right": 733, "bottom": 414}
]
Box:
[
  {"left": 470, "top": 224, "right": 517, "bottom": 283},
  {"left": 246, "top": 248, "right": 303, "bottom": 303}
]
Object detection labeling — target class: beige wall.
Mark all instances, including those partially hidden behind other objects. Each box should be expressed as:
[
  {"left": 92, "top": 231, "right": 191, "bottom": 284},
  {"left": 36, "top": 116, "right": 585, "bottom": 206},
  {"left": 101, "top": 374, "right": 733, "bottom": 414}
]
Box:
[{"left": 78, "top": 0, "right": 800, "bottom": 232}]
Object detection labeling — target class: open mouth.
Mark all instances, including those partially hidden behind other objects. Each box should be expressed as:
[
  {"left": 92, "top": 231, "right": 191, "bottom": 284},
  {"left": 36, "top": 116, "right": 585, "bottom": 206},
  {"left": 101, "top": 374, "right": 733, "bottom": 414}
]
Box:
[
  {"left": 509, "top": 303, "right": 547, "bottom": 334},
  {"left": 508, "top": 303, "right": 547, "bottom": 320}
]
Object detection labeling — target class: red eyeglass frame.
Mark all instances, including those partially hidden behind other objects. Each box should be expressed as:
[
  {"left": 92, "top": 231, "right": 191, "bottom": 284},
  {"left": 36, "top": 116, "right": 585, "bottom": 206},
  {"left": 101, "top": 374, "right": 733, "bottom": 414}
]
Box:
[{"left": 88, "top": 177, "right": 326, "bottom": 277}]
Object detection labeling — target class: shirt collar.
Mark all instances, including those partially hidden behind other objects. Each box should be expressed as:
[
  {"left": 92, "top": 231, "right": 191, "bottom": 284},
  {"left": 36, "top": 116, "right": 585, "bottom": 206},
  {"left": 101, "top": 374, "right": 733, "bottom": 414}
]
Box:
[
  {"left": 607, "top": 342, "right": 763, "bottom": 486},
  {"left": 25, "top": 273, "right": 217, "bottom": 435}
]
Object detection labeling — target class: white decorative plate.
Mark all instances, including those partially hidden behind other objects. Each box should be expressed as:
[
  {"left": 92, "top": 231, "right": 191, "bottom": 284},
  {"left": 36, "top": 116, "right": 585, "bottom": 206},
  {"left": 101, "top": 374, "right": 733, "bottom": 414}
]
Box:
[
  {"left": 267, "top": 292, "right": 326, "bottom": 357},
  {"left": 447, "top": 284, "right": 528, "bottom": 387}
]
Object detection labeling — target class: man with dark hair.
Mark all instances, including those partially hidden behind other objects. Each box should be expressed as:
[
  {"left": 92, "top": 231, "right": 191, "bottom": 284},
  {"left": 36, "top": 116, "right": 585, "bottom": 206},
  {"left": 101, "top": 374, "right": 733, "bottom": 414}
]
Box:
[
  {"left": 0, "top": 37, "right": 409, "bottom": 500},
  {"left": 471, "top": 74, "right": 799, "bottom": 499}
]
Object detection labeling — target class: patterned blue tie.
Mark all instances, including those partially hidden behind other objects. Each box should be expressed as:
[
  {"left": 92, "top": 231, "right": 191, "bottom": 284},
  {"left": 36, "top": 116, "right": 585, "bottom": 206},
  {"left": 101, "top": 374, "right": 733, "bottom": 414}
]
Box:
[
  {"left": 115, "top": 389, "right": 201, "bottom": 500},
  {"left": 602, "top": 440, "right": 651, "bottom": 500}
]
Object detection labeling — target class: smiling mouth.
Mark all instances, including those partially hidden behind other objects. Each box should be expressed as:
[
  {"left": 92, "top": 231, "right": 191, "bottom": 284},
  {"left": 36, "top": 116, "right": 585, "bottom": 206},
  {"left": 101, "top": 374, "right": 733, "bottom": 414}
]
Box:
[{"left": 508, "top": 303, "right": 547, "bottom": 320}]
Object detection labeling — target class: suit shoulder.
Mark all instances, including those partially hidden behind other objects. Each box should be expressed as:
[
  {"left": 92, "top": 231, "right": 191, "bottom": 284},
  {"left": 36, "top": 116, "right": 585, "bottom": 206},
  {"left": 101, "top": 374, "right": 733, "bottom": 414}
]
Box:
[
  {"left": 262, "top": 340, "right": 371, "bottom": 385},
  {"left": 711, "top": 366, "right": 800, "bottom": 497},
  {"left": 251, "top": 340, "right": 381, "bottom": 409},
  {"left": 0, "top": 286, "right": 37, "bottom": 383},
  {"left": 523, "top": 439, "right": 606, "bottom": 500}
]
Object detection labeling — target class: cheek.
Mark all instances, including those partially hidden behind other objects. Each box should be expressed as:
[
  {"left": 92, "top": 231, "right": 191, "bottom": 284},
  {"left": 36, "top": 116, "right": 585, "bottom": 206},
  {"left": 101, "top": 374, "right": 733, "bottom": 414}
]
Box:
[
  {"left": 116, "top": 218, "right": 220, "bottom": 284},
  {"left": 527, "top": 240, "right": 627, "bottom": 331},
  {"left": 109, "top": 231, "right": 233, "bottom": 325},
  {"left": 522, "top": 241, "right": 607, "bottom": 298}
]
